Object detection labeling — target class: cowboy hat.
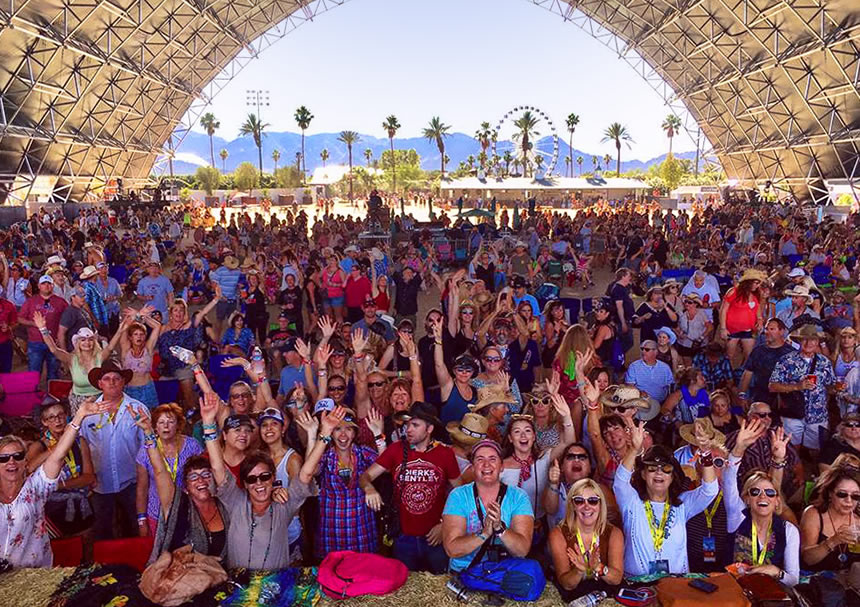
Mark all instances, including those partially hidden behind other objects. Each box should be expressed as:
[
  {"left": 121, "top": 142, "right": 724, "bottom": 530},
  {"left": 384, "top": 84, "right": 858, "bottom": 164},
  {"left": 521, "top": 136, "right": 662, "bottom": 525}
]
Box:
[
  {"left": 79, "top": 265, "right": 99, "bottom": 280},
  {"left": 447, "top": 413, "right": 490, "bottom": 446},
  {"left": 655, "top": 327, "right": 677, "bottom": 345},
  {"left": 88, "top": 360, "right": 133, "bottom": 389},
  {"left": 223, "top": 255, "right": 240, "bottom": 270},
  {"left": 784, "top": 285, "right": 812, "bottom": 301},
  {"left": 45, "top": 255, "right": 65, "bottom": 268},
  {"left": 682, "top": 293, "right": 703, "bottom": 307},
  {"left": 240, "top": 258, "right": 256, "bottom": 269},
  {"left": 790, "top": 323, "right": 826, "bottom": 341},
  {"left": 474, "top": 292, "right": 494, "bottom": 307},
  {"left": 470, "top": 385, "right": 517, "bottom": 413},
  {"left": 402, "top": 401, "right": 441, "bottom": 429},
  {"left": 678, "top": 417, "right": 726, "bottom": 451},
  {"left": 739, "top": 269, "right": 768, "bottom": 283},
  {"left": 598, "top": 384, "right": 661, "bottom": 422}
]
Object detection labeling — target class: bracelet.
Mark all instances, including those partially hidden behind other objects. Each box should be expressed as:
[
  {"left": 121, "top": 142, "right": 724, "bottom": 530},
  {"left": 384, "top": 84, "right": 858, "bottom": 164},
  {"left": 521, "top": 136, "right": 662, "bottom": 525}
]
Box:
[
  {"left": 39, "top": 327, "right": 50, "bottom": 335},
  {"left": 770, "top": 460, "right": 787, "bottom": 469},
  {"left": 203, "top": 432, "right": 219, "bottom": 442},
  {"left": 374, "top": 434, "right": 385, "bottom": 441},
  {"left": 320, "top": 434, "right": 333, "bottom": 444},
  {"left": 408, "top": 355, "right": 417, "bottom": 361},
  {"left": 302, "top": 358, "right": 311, "bottom": 365},
  {"left": 318, "top": 370, "right": 328, "bottom": 377},
  {"left": 434, "top": 340, "right": 443, "bottom": 346},
  {"left": 144, "top": 432, "right": 158, "bottom": 443},
  {"left": 68, "top": 420, "right": 81, "bottom": 431},
  {"left": 241, "top": 361, "right": 251, "bottom": 371},
  {"left": 202, "top": 422, "right": 217, "bottom": 431}
]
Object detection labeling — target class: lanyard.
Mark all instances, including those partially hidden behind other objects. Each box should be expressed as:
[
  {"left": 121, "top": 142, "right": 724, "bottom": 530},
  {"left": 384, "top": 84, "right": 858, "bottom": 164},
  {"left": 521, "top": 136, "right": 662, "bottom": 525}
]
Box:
[
  {"left": 157, "top": 438, "right": 179, "bottom": 482},
  {"left": 47, "top": 432, "right": 78, "bottom": 477},
  {"left": 751, "top": 521, "right": 771, "bottom": 566},
  {"left": 93, "top": 408, "right": 119, "bottom": 431},
  {"left": 703, "top": 491, "right": 723, "bottom": 533},
  {"left": 575, "top": 526, "right": 598, "bottom": 576},
  {"left": 643, "top": 500, "right": 671, "bottom": 555}
]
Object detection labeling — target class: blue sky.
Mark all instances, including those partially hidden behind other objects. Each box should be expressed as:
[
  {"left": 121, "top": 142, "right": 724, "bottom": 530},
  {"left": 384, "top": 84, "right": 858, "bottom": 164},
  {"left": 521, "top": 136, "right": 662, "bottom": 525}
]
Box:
[{"left": 188, "top": 0, "right": 699, "bottom": 160}]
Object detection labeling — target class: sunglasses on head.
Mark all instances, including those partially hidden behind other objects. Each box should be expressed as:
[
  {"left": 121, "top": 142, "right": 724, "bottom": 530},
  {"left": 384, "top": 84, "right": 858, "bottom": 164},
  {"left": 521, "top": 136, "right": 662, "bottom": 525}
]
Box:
[
  {"left": 484, "top": 356, "right": 502, "bottom": 363},
  {"left": 748, "top": 487, "right": 777, "bottom": 498},
  {"left": 645, "top": 464, "right": 674, "bottom": 474},
  {"left": 0, "top": 452, "right": 25, "bottom": 463},
  {"left": 367, "top": 381, "right": 387, "bottom": 388},
  {"left": 244, "top": 471, "right": 273, "bottom": 485},
  {"left": 565, "top": 453, "right": 589, "bottom": 462},
  {"left": 187, "top": 470, "right": 213, "bottom": 482},
  {"left": 835, "top": 490, "right": 860, "bottom": 501},
  {"left": 572, "top": 496, "right": 601, "bottom": 506}
]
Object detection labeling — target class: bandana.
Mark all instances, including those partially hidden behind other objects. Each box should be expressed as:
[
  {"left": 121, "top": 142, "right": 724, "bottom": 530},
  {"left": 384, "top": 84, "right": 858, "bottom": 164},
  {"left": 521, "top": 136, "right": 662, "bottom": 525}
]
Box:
[{"left": 512, "top": 453, "right": 533, "bottom": 486}]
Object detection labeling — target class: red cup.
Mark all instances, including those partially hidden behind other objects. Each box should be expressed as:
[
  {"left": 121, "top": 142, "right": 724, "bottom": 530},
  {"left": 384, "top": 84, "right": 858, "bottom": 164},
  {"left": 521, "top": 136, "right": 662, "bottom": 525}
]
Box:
[{"left": 807, "top": 374, "right": 818, "bottom": 387}]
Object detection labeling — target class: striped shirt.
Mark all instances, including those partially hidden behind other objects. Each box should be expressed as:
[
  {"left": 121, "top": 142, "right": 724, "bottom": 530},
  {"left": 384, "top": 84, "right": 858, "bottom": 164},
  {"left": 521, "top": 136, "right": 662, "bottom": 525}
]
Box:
[{"left": 210, "top": 266, "right": 242, "bottom": 300}]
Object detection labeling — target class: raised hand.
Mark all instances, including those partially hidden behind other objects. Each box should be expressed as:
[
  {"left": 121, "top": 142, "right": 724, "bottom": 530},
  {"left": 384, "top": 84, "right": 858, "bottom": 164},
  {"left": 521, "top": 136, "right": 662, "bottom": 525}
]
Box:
[
  {"left": 629, "top": 420, "right": 646, "bottom": 452},
  {"left": 351, "top": 328, "right": 369, "bottom": 355},
  {"left": 548, "top": 459, "right": 561, "bottom": 485},
  {"left": 314, "top": 342, "right": 332, "bottom": 367},
  {"left": 578, "top": 373, "right": 600, "bottom": 404},
  {"left": 295, "top": 410, "right": 319, "bottom": 436},
  {"left": 318, "top": 316, "right": 335, "bottom": 339},
  {"left": 573, "top": 349, "right": 594, "bottom": 376},
  {"left": 498, "top": 370, "right": 511, "bottom": 387},
  {"left": 33, "top": 310, "right": 46, "bottom": 330},
  {"left": 199, "top": 391, "right": 220, "bottom": 424},
  {"left": 221, "top": 357, "right": 250, "bottom": 370},
  {"left": 141, "top": 304, "right": 155, "bottom": 318},
  {"left": 320, "top": 406, "right": 347, "bottom": 436},
  {"left": 78, "top": 397, "right": 108, "bottom": 418},
  {"left": 546, "top": 370, "right": 560, "bottom": 396},
  {"left": 398, "top": 331, "right": 416, "bottom": 357},
  {"left": 733, "top": 417, "right": 765, "bottom": 454},
  {"left": 431, "top": 318, "right": 443, "bottom": 341},
  {"left": 366, "top": 407, "right": 384, "bottom": 437},
  {"left": 770, "top": 426, "right": 791, "bottom": 461},
  {"left": 550, "top": 393, "right": 572, "bottom": 420},
  {"left": 272, "top": 486, "right": 290, "bottom": 504},
  {"left": 295, "top": 338, "right": 311, "bottom": 362}
]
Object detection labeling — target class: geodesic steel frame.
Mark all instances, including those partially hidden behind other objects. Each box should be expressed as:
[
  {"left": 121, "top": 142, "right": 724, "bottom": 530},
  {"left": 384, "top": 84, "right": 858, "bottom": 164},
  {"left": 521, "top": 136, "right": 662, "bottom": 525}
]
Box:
[{"left": 0, "top": 0, "right": 858, "bottom": 204}]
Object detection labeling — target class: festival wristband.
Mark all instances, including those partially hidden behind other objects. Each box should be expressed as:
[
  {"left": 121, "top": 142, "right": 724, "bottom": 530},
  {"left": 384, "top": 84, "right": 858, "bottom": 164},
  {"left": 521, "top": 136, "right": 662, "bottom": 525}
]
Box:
[
  {"left": 202, "top": 432, "right": 219, "bottom": 442},
  {"left": 202, "top": 422, "right": 217, "bottom": 431},
  {"left": 320, "top": 434, "right": 333, "bottom": 444},
  {"left": 68, "top": 421, "right": 81, "bottom": 431},
  {"left": 144, "top": 432, "right": 158, "bottom": 443}
]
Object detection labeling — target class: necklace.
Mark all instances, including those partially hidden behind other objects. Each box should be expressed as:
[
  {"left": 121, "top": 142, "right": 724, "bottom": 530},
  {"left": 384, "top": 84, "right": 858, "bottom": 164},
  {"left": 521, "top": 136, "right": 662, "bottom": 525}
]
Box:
[
  {"left": 247, "top": 501, "right": 274, "bottom": 570},
  {"left": 828, "top": 511, "right": 850, "bottom": 563}
]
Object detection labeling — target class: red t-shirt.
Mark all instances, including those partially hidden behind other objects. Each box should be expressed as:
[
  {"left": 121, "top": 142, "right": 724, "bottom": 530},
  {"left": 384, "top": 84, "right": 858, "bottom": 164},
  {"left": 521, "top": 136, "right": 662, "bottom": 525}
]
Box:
[
  {"left": 376, "top": 441, "right": 460, "bottom": 536},
  {"left": 724, "top": 288, "right": 759, "bottom": 334},
  {"left": 19, "top": 294, "right": 67, "bottom": 343},
  {"left": 344, "top": 275, "right": 372, "bottom": 308}
]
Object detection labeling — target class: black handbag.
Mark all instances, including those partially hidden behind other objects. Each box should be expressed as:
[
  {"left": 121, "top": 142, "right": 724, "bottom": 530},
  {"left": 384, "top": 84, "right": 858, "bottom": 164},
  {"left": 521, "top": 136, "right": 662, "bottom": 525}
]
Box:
[{"left": 778, "top": 355, "right": 817, "bottom": 420}]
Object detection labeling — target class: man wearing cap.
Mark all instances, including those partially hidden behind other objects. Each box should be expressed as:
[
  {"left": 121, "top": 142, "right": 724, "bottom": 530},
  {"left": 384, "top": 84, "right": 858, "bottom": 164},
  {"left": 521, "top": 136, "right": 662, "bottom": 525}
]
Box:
[
  {"left": 353, "top": 295, "right": 395, "bottom": 343},
  {"left": 625, "top": 340, "right": 674, "bottom": 404},
  {"left": 739, "top": 318, "right": 794, "bottom": 406},
  {"left": 94, "top": 261, "right": 123, "bottom": 335},
  {"left": 442, "top": 439, "right": 534, "bottom": 572},
  {"left": 136, "top": 261, "right": 174, "bottom": 321},
  {"left": 57, "top": 284, "right": 97, "bottom": 351},
  {"left": 18, "top": 274, "right": 68, "bottom": 381},
  {"left": 80, "top": 361, "right": 150, "bottom": 539},
  {"left": 769, "top": 325, "right": 835, "bottom": 456},
  {"left": 510, "top": 275, "right": 540, "bottom": 318},
  {"left": 360, "top": 402, "right": 462, "bottom": 573},
  {"left": 210, "top": 254, "right": 243, "bottom": 338},
  {"left": 787, "top": 267, "right": 816, "bottom": 292},
  {"left": 0, "top": 253, "right": 29, "bottom": 308}
]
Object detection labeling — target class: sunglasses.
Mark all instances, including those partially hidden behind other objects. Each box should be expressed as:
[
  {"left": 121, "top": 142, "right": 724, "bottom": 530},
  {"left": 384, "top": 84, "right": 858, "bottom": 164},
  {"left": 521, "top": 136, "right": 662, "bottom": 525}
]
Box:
[
  {"left": 641, "top": 347, "right": 655, "bottom": 352},
  {"left": 565, "top": 453, "right": 589, "bottom": 462},
  {"left": 461, "top": 309, "right": 475, "bottom": 315},
  {"left": 845, "top": 422, "right": 860, "bottom": 429},
  {"left": 834, "top": 490, "right": 860, "bottom": 501},
  {"left": 645, "top": 464, "right": 674, "bottom": 474},
  {"left": 400, "top": 328, "right": 414, "bottom": 334},
  {"left": 230, "top": 392, "right": 253, "bottom": 400},
  {"left": 332, "top": 350, "right": 346, "bottom": 357},
  {"left": 367, "top": 381, "right": 387, "bottom": 388},
  {"left": 483, "top": 356, "right": 503, "bottom": 363},
  {"left": 42, "top": 413, "right": 65, "bottom": 423},
  {"left": 572, "top": 496, "right": 601, "bottom": 506},
  {"left": 329, "top": 385, "right": 346, "bottom": 392},
  {"left": 244, "top": 471, "right": 274, "bottom": 485},
  {"left": 0, "top": 451, "right": 25, "bottom": 463},
  {"left": 748, "top": 487, "right": 778, "bottom": 498},
  {"left": 751, "top": 411, "right": 772, "bottom": 418},
  {"left": 454, "top": 366, "right": 475, "bottom": 373},
  {"left": 187, "top": 470, "right": 213, "bottom": 482}
]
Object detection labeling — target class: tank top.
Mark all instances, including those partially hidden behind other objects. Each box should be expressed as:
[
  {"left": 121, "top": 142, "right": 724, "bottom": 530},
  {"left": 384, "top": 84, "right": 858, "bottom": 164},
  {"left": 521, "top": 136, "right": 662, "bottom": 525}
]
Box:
[
  {"left": 71, "top": 354, "right": 102, "bottom": 396},
  {"left": 124, "top": 347, "right": 153, "bottom": 375},
  {"left": 322, "top": 268, "right": 344, "bottom": 297},
  {"left": 274, "top": 448, "right": 303, "bottom": 545},
  {"left": 810, "top": 510, "right": 860, "bottom": 571},
  {"left": 440, "top": 384, "right": 477, "bottom": 425},
  {"left": 678, "top": 385, "right": 709, "bottom": 424}
]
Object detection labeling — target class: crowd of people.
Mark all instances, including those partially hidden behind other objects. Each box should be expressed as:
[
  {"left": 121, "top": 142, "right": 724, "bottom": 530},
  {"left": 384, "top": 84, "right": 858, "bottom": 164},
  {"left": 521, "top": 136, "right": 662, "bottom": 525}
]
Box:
[{"left": 2, "top": 198, "right": 860, "bottom": 604}]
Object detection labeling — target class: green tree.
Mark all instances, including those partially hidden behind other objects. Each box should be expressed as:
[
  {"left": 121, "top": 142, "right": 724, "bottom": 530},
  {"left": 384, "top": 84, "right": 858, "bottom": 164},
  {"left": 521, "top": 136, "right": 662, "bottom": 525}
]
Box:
[
  {"left": 219, "top": 148, "right": 228, "bottom": 172},
  {"left": 576, "top": 156, "right": 583, "bottom": 175},
  {"left": 320, "top": 148, "right": 329, "bottom": 168},
  {"left": 565, "top": 156, "right": 571, "bottom": 176},
  {"left": 379, "top": 149, "right": 424, "bottom": 193},
  {"left": 423, "top": 116, "right": 451, "bottom": 176},
  {"left": 234, "top": 161, "right": 259, "bottom": 192},
  {"left": 382, "top": 115, "right": 401, "bottom": 193},
  {"left": 200, "top": 112, "right": 220, "bottom": 167},
  {"left": 239, "top": 113, "right": 269, "bottom": 179},
  {"left": 466, "top": 155, "right": 475, "bottom": 172},
  {"left": 294, "top": 105, "right": 313, "bottom": 178},
  {"left": 195, "top": 166, "right": 220, "bottom": 196},
  {"left": 273, "top": 166, "right": 303, "bottom": 189},
  {"left": 477, "top": 152, "right": 488, "bottom": 174},
  {"left": 513, "top": 111, "right": 541, "bottom": 177},
  {"left": 565, "top": 113, "right": 580, "bottom": 177},
  {"left": 503, "top": 151, "right": 514, "bottom": 176},
  {"left": 337, "top": 130, "right": 360, "bottom": 202},
  {"left": 591, "top": 155, "right": 599, "bottom": 171},
  {"left": 604, "top": 154, "right": 612, "bottom": 172},
  {"left": 271, "top": 148, "right": 281, "bottom": 172},
  {"left": 601, "top": 123, "right": 633, "bottom": 175},
  {"left": 475, "top": 121, "right": 493, "bottom": 168},
  {"left": 661, "top": 114, "right": 682, "bottom": 157},
  {"left": 364, "top": 148, "right": 373, "bottom": 167}
]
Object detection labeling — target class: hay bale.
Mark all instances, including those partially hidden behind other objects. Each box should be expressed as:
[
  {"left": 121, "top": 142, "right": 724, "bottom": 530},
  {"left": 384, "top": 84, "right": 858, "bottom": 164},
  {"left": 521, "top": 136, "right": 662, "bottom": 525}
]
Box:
[{"left": 0, "top": 566, "right": 72, "bottom": 607}]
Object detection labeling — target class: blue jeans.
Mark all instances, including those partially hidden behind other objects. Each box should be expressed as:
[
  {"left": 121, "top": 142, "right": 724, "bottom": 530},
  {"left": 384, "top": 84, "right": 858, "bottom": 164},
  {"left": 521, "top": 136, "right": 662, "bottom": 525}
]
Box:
[
  {"left": 27, "top": 341, "right": 60, "bottom": 380},
  {"left": 393, "top": 534, "right": 449, "bottom": 574}
]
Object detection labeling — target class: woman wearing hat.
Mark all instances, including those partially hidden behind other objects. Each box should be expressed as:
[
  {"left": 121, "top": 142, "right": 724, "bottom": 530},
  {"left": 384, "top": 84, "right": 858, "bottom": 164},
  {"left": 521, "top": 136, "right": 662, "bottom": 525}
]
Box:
[
  {"left": 432, "top": 321, "right": 477, "bottom": 425},
  {"left": 654, "top": 327, "right": 681, "bottom": 372},
  {"left": 719, "top": 269, "right": 766, "bottom": 367},
  {"left": 33, "top": 311, "right": 102, "bottom": 415},
  {"left": 675, "top": 293, "right": 713, "bottom": 364}
]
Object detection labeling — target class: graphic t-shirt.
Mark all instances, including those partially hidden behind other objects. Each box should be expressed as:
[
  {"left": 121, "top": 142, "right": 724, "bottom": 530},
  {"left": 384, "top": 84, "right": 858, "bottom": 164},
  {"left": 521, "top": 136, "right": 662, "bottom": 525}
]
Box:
[{"left": 375, "top": 441, "right": 460, "bottom": 536}]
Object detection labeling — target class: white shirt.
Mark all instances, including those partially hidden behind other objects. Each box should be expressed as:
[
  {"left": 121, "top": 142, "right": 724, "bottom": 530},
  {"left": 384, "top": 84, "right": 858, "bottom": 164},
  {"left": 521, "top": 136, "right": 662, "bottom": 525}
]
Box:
[
  {"left": 500, "top": 450, "right": 552, "bottom": 518},
  {"left": 1, "top": 466, "right": 60, "bottom": 567}
]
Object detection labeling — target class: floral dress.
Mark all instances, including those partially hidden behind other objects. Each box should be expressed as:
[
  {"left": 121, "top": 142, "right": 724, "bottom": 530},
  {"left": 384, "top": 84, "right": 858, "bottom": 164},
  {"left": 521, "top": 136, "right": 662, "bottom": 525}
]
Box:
[{"left": 1, "top": 466, "right": 60, "bottom": 567}]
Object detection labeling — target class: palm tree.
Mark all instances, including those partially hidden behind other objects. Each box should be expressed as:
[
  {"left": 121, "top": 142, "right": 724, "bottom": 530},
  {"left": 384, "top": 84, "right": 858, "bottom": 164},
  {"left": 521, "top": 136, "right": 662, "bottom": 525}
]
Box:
[
  {"left": 661, "top": 114, "right": 682, "bottom": 157},
  {"left": 591, "top": 155, "right": 600, "bottom": 171},
  {"left": 602, "top": 123, "right": 633, "bottom": 175},
  {"left": 219, "top": 148, "right": 228, "bottom": 172},
  {"left": 576, "top": 156, "right": 583, "bottom": 175},
  {"left": 475, "top": 121, "right": 493, "bottom": 168},
  {"left": 337, "top": 131, "right": 360, "bottom": 202},
  {"left": 200, "top": 112, "right": 220, "bottom": 167},
  {"left": 503, "top": 150, "right": 514, "bottom": 176},
  {"left": 513, "top": 111, "right": 540, "bottom": 177},
  {"left": 271, "top": 149, "right": 280, "bottom": 172},
  {"left": 320, "top": 148, "right": 329, "bottom": 168},
  {"left": 535, "top": 155, "right": 545, "bottom": 176},
  {"left": 477, "top": 152, "right": 488, "bottom": 175},
  {"left": 295, "top": 152, "right": 302, "bottom": 172},
  {"left": 239, "top": 113, "right": 269, "bottom": 179},
  {"left": 364, "top": 148, "right": 373, "bottom": 167},
  {"left": 565, "top": 113, "right": 580, "bottom": 177},
  {"left": 382, "top": 115, "right": 401, "bottom": 193},
  {"left": 466, "top": 155, "right": 475, "bottom": 172},
  {"left": 565, "top": 156, "right": 571, "bottom": 176},
  {"left": 294, "top": 106, "right": 313, "bottom": 178},
  {"left": 422, "top": 116, "right": 451, "bottom": 176},
  {"left": 604, "top": 154, "right": 612, "bottom": 170}
]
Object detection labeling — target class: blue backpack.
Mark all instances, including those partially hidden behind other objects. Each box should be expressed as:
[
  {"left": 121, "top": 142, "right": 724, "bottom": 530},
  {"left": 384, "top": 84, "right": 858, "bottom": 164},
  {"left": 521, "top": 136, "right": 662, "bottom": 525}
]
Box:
[{"left": 457, "top": 485, "right": 546, "bottom": 601}]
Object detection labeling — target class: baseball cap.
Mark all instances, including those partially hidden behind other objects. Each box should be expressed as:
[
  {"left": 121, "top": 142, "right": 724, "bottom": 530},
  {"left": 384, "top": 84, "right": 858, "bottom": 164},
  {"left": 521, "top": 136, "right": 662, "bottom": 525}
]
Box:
[
  {"left": 314, "top": 398, "right": 336, "bottom": 415},
  {"left": 283, "top": 337, "right": 298, "bottom": 353},
  {"left": 38, "top": 275, "right": 54, "bottom": 285},
  {"left": 223, "top": 414, "right": 255, "bottom": 432},
  {"left": 257, "top": 407, "right": 284, "bottom": 424},
  {"left": 787, "top": 268, "right": 805, "bottom": 278}
]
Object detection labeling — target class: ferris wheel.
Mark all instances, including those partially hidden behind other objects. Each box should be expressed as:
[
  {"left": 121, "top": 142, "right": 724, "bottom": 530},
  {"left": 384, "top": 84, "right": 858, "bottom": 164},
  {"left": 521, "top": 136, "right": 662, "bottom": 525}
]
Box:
[{"left": 491, "top": 105, "right": 560, "bottom": 179}]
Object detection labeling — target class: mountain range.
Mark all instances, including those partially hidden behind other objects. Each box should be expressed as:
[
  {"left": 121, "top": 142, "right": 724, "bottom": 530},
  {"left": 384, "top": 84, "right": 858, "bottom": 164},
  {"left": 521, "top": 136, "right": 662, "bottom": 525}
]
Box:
[{"left": 164, "top": 129, "right": 701, "bottom": 176}]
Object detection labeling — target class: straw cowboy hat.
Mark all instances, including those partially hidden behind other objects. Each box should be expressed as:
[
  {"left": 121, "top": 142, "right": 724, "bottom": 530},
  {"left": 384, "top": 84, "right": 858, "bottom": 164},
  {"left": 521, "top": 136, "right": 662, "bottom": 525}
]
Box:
[
  {"left": 599, "top": 384, "right": 661, "bottom": 421},
  {"left": 784, "top": 285, "right": 812, "bottom": 301},
  {"left": 79, "top": 265, "right": 99, "bottom": 280},
  {"left": 739, "top": 269, "right": 768, "bottom": 283},
  {"left": 447, "top": 413, "right": 490, "bottom": 446},
  {"left": 240, "top": 257, "right": 256, "bottom": 270},
  {"left": 223, "top": 254, "right": 240, "bottom": 270},
  {"left": 678, "top": 417, "right": 726, "bottom": 451},
  {"left": 790, "top": 323, "right": 826, "bottom": 342},
  {"left": 470, "top": 385, "right": 518, "bottom": 414}
]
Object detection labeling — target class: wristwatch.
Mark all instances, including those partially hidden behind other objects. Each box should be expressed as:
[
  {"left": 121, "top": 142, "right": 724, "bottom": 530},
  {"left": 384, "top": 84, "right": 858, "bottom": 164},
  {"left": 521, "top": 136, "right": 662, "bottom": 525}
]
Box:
[{"left": 778, "top": 569, "right": 785, "bottom": 581}]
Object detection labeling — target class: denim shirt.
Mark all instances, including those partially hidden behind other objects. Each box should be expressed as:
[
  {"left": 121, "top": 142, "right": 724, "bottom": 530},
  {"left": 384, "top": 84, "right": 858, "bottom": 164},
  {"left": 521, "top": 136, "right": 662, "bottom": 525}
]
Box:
[{"left": 80, "top": 394, "right": 149, "bottom": 494}]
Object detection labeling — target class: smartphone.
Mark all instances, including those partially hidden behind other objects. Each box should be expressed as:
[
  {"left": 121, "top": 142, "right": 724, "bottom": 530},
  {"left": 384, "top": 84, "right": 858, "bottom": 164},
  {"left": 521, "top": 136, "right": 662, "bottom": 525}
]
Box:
[
  {"left": 617, "top": 588, "right": 656, "bottom": 601},
  {"left": 273, "top": 480, "right": 283, "bottom": 488},
  {"left": 688, "top": 579, "right": 718, "bottom": 594}
]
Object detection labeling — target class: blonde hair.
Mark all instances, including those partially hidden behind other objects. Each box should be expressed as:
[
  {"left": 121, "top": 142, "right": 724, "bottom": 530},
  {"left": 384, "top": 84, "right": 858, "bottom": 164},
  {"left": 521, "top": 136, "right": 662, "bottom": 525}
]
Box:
[
  {"left": 562, "top": 478, "right": 608, "bottom": 537},
  {"left": 555, "top": 324, "right": 594, "bottom": 373},
  {"left": 741, "top": 471, "right": 782, "bottom": 514},
  {"left": 0, "top": 435, "right": 26, "bottom": 453}
]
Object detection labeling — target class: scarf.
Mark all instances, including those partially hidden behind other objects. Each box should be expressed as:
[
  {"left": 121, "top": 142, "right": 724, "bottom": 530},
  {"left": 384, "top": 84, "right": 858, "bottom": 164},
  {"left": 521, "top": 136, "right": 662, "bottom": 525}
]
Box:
[{"left": 513, "top": 453, "right": 533, "bottom": 485}]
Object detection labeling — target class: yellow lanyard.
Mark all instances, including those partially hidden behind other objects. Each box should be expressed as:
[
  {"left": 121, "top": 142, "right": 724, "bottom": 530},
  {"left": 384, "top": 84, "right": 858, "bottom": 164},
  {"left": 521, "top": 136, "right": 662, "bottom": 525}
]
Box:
[
  {"left": 93, "top": 408, "right": 119, "bottom": 431},
  {"left": 751, "top": 521, "right": 771, "bottom": 566},
  {"left": 575, "top": 526, "right": 598, "bottom": 576},
  {"left": 703, "top": 491, "right": 723, "bottom": 533},
  {"left": 644, "top": 500, "right": 671, "bottom": 555},
  {"left": 157, "top": 438, "right": 179, "bottom": 482},
  {"left": 46, "top": 432, "right": 78, "bottom": 477}
]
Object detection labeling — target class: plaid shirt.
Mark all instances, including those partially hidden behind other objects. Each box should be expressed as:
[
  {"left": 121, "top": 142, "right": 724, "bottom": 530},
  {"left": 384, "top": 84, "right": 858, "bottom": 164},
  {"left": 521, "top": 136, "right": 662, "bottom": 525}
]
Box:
[
  {"left": 83, "top": 281, "right": 108, "bottom": 325},
  {"left": 692, "top": 353, "right": 735, "bottom": 391},
  {"left": 317, "top": 444, "right": 378, "bottom": 558}
]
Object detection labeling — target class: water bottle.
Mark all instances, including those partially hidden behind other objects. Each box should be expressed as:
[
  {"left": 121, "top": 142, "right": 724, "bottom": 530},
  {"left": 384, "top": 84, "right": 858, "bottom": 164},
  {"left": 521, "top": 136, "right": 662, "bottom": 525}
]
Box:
[
  {"left": 250, "top": 346, "right": 265, "bottom": 377},
  {"left": 445, "top": 579, "right": 475, "bottom": 603},
  {"left": 169, "top": 345, "right": 194, "bottom": 364},
  {"left": 568, "top": 590, "right": 607, "bottom": 607}
]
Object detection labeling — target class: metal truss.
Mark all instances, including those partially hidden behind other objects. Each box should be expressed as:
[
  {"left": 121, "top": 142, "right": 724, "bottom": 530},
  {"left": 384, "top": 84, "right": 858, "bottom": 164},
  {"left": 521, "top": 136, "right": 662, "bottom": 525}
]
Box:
[{"left": 0, "top": 0, "right": 857, "bottom": 204}]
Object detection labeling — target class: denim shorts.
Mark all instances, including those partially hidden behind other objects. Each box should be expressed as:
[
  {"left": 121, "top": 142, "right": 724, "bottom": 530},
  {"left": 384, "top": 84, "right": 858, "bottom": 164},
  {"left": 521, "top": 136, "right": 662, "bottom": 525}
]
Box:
[
  {"left": 728, "top": 330, "right": 754, "bottom": 339},
  {"left": 326, "top": 295, "right": 345, "bottom": 308}
]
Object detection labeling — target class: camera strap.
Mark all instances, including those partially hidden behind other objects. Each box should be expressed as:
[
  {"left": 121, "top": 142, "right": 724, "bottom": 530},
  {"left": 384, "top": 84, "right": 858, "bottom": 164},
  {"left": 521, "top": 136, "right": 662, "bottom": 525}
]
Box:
[{"left": 469, "top": 483, "right": 508, "bottom": 568}]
